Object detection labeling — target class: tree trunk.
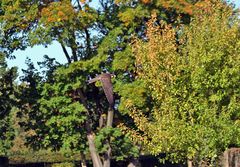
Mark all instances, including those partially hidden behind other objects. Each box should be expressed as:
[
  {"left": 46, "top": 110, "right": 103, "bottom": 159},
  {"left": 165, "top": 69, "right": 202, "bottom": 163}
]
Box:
[
  {"left": 103, "top": 144, "right": 111, "bottom": 167},
  {"left": 127, "top": 158, "right": 141, "bottom": 167},
  {"left": 222, "top": 148, "right": 240, "bottom": 167},
  {"left": 77, "top": 89, "right": 103, "bottom": 167},
  {"left": 106, "top": 107, "right": 114, "bottom": 127},
  {"left": 187, "top": 159, "right": 193, "bottom": 167},
  {"left": 87, "top": 133, "right": 103, "bottom": 167},
  {"left": 102, "top": 107, "right": 115, "bottom": 167},
  {"left": 60, "top": 41, "right": 71, "bottom": 64},
  {"left": 80, "top": 152, "right": 87, "bottom": 167}
]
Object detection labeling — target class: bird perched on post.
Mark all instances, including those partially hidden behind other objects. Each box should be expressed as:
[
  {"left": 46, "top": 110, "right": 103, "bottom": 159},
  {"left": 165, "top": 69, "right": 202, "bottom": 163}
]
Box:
[{"left": 88, "top": 73, "right": 114, "bottom": 107}]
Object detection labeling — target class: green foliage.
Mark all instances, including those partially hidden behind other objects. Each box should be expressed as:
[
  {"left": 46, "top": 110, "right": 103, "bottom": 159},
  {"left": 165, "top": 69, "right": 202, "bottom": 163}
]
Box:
[
  {"left": 0, "top": 52, "right": 18, "bottom": 156},
  {"left": 51, "top": 162, "right": 75, "bottom": 167},
  {"left": 95, "top": 127, "right": 139, "bottom": 161},
  {"left": 0, "top": 0, "right": 97, "bottom": 59},
  {"left": 115, "top": 80, "right": 148, "bottom": 115},
  {"left": 112, "top": 45, "right": 135, "bottom": 72},
  {"left": 9, "top": 149, "right": 81, "bottom": 164},
  {"left": 118, "top": 5, "right": 148, "bottom": 27},
  {"left": 20, "top": 62, "right": 89, "bottom": 152},
  {"left": 2, "top": 0, "right": 231, "bottom": 165},
  {"left": 130, "top": 1, "right": 240, "bottom": 165}
]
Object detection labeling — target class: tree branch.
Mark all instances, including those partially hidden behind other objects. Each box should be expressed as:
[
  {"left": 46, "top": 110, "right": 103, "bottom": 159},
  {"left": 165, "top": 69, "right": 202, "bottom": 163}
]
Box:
[
  {"left": 85, "top": 28, "right": 91, "bottom": 58},
  {"left": 60, "top": 42, "right": 71, "bottom": 64},
  {"left": 77, "top": 88, "right": 103, "bottom": 167},
  {"left": 70, "top": 31, "right": 78, "bottom": 62},
  {"left": 76, "top": 0, "right": 82, "bottom": 11}
]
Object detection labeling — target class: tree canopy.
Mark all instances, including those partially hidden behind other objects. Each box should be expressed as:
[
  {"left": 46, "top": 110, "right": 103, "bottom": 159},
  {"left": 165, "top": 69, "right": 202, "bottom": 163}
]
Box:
[
  {"left": 127, "top": 1, "right": 240, "bottom": 165},
  {"left": 0, "top": 51, "right": 17, "bottom": 156},
  {"left": 0, "top": 0, "right": 239, "bottom": 166}
]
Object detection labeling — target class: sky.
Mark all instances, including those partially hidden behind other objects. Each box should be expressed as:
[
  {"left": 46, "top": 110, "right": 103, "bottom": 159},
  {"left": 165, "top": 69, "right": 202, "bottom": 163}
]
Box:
[
  {"left": 232, "top": 0, "right": 240, "bottom": 10},
  {"left": 7, "top": 1, "right": 100, "bottom": 78},
  {"left": 7, "top": 0, "right": 240, "bottom": 77},
  {"left": 8, "top": 41, "right": 68, "bottom": 72},
  {"left": 233, "top": 0, "right": 240, "bottom": 7}
]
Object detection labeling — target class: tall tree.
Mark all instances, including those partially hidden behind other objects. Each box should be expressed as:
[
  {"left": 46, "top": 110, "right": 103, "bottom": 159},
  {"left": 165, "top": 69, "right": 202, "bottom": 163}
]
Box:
[
  {"left": 125, "top": 1, "right": 240, "bottom": 166},
  {"left": 0, "top": 51, "right": 17, "bottom": 156},
  {"left": 0, "top": 0, "right": 214, "bottom": 166}
]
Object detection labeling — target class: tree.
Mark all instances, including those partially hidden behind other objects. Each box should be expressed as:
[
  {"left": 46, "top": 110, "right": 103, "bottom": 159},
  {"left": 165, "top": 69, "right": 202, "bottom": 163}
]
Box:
[
  {"left": 18, "top": 57, "right": 140, "bottom": 166},
  {"left": 125, "top": 1, "right": 240, "bottom": 166},
  {"left": 0, "top": 51, "right": 17, "bottom": 156},
  {"left": 0, "top": 0, "right": 215, "bottom": 166}
]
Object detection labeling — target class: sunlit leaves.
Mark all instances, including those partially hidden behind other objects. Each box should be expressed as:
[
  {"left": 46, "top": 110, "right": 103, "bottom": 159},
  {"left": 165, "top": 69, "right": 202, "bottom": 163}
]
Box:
[
  {"left": 40, "top": 1, "right": 76, "bottom": 26},
  {"left": 134, "top": 15, "right": 179, "bottom": 102},
  {"left": 129, "top": 1, "right": 240, "bottom": 165},
  {"left": 1, "top": 0, "right": 98, "bottom": 56},
  {"left": 1, "top": 0, "right": 38, "bottom": 30},
  {"left": 118, "top": 5, "right": 148, "bottom": 27}
]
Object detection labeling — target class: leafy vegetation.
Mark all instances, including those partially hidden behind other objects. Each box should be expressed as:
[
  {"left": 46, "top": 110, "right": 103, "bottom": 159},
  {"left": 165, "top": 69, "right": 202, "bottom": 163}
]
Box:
[
  {"left": 127, "top": 1, "right": 240, "bottom": 166},
  {"left": 0, "top": 51, "right": 17, "bottom": 156},
  {"left": 0, "top": 0, "right": 239, "bottom": 167}
]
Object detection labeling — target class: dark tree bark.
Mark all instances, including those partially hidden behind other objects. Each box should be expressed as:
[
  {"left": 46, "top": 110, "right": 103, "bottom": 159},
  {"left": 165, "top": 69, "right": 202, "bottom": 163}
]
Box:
[
  {"left": 60, "top": 42, "right": 71, "bottom": 64},
  {"left": 85, "top": 28, "right": 91, "bottom": 58},
  {"left": 77, "top": 89, "right": 103, "bottom": 167},
  {"left": 70, "top": 31, "right": 78, "bottom": 62},
  {"left": 80, "top": 153, "right": 87, "bottom": 167}
]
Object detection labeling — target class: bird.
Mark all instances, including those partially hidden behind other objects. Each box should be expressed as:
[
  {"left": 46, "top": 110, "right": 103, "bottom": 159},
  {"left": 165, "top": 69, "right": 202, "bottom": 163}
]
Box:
[{"left": 88, "top": 73, "right": 114, "bottom": 107}]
